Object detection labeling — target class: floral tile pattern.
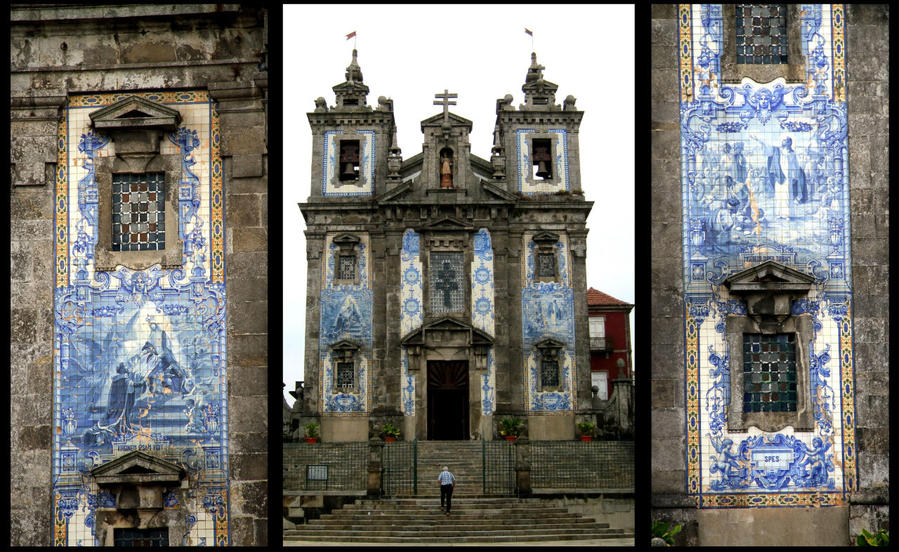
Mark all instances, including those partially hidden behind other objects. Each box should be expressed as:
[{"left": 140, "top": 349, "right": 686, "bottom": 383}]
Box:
[
  {"left": 678, "top": 4, "right": 856, "bottom": 508},
  {"left": 52, "top": 91, "right": 228, "bottom": 545}
]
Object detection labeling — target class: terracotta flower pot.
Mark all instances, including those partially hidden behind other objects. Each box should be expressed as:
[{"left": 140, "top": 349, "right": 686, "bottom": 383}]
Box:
[
  {"left": 305, "top": 437, "right": 319, "bottom": 444},
  {"left": 384, "top": 436, "right": 396, "bottom": 442},
  {"left": 504, "top": 435, "right": 517, "bottom": 442},
  {"left": 580, "top": 435, "right": 593, "bottom": 442}
]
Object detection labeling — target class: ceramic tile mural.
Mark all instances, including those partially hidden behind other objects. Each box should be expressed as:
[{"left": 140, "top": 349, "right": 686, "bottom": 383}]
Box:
[
  {"left": 521, "top": 232, "right": 576, "bottom": 412},
  {"left": 400, "top": 229, "right": 422, "bottom": 415},
  {"left": 53, "top": 91, "right": 228, "bottom": 545},
  {"left": 471, "top": 229, "right": 496, "bottom": 416},
  {"left": 515, "top": 129, "right": 570, "bottom": 193},
  {"left": 320, "top": 233, "right": 373, "bottom": 414},
  {"left": 678, "top": 4, "right": 856, "bottom": 507},
  {"left": 322, "top": 129, "right": 375, "bottom": 196}
]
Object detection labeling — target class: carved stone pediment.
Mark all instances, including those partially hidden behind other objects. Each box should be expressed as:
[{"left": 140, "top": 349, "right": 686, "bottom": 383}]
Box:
[
  {"left": 90, "top": 96, "right": 181, "bottom": 131},
  {"left": 532, "top": 231, "right": 561, "bottom": 244},
  {"left": 421, "top": 216, "right": 473, "bottom": 232},
  {"left": 481, "top": 181, "right": 517, "bottom": 201},
  {"left": 91, "top": 451, "right": 185, "bottom": 486},
  {"left": 401, "top": 317, "right": 494, "bottom": 349},
  {"left": 723, "top": 261, "right": 815, "bottom": 319},
  {"left": 377, "top": 181, "right": 413, "bottom": 202}
]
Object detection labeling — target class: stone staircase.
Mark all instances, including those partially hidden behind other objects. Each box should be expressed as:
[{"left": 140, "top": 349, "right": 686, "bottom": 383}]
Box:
[
  {"left": 283, "top": 496, "right": 634, "bottom": 544},
  {"left": 415, "top": 440, "right": 484, "bottom": 496}
]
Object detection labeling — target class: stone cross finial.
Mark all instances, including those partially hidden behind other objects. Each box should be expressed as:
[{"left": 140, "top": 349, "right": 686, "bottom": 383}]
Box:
[{"left": 434, "top": 89, "right": 457, "bottom": 124}]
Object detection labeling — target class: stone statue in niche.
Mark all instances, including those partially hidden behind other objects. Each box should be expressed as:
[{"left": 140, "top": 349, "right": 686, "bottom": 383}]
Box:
[{"left": 440, "top": 149, "right": 453, "bottom": 188}]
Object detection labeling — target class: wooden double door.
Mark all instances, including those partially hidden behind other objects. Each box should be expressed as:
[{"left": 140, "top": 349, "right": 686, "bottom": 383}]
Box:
[{"left": 427, "top": 360, "right": 469, "bottom": 440}]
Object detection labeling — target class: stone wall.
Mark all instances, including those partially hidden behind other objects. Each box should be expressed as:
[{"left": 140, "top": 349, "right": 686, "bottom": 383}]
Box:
[{"left": 9, "top": 5, "right": 268, "bottom": 546}]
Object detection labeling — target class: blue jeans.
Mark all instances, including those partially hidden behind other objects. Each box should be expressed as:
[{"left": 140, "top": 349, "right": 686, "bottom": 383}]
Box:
[{"left": 440, "top": 484, "right": 454, "bottom": 512}]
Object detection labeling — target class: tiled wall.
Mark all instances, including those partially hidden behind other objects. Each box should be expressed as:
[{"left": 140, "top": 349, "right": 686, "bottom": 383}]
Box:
[
  {"left": 471, "top": 229, "right": 496, "bottom": 415},
  {"left": 52, "top": 91, "right": 228, "bottom": 545},
  {"left": 321, "top": 130, "right": 375, "bottom": 197},
  {"left": 521, "top": 232, "right": 576, "bottom": 412},
  {"left": 515, "top": 129, "right": 570, "bottom": 193},
  {"left": 319, "top": 233, "right": 373, "bottom": 414},
  {"left": 399, "top": 230, "right": 423, "bottom": 415},
  {"left": 678, "top": 4, "right": 856, "bottom": 507}
]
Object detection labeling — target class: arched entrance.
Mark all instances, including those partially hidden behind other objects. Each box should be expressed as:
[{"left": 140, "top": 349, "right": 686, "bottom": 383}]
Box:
[{"left": 427, "top": 360, "right": 469, "bottom": 440}]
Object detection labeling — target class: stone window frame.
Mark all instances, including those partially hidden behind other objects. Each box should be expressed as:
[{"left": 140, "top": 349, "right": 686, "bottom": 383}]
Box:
[
  {"left": 526, "top": 133, "right": 559, "bottom": 186},
  {"left": 720, "top": 3, "right": 807, "bottom": 84},
  {"left": 332, "top": 234, "right": 361, "bottom": 286},
  {"left": 423, "top": 236, "right": 469, "bottom": 319},
  {"left": 92, "top": 96, "right": 183, "bottom": 272},
  {"left": 532, "top": 231, "right": 561, "bottom": 284},
  {"left": 535, "top": 337, "right": 565, "bottom": 393},
  {"left": 330, "top": 341, "right": 361, "bottom": 395},
  {"left": 723, "top": 261, "right": 815, "bottom": 432}
]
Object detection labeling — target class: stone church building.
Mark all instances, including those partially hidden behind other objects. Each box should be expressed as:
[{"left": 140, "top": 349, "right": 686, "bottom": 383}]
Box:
[
  {"left": 650, "top": 4, "right": 888, "bottom": 546},
  {"left": 10, "top": 5, "right": 268, "bottom": 546},
  {"left": 298, "top": 49, "right": 596, "bottom": 443}
]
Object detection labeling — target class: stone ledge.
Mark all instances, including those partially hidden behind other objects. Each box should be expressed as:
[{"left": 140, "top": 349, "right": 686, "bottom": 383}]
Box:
[
  {"left": 849, "top": 487, "right": 889, "bottom": 505},
  {"left": 651, "top": 493, "right": 697, "bottom": 508}
]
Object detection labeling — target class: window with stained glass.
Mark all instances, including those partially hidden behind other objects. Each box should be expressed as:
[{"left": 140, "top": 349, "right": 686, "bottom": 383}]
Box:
[
  {"left": 112, "top": 172, "right": 165, "bottom": 251},
  {"left": 742, "top": 333, "right": 796, "bottom": 412},
  {"left": 736, "top": 4, "right": 789, "bottom": 64},
  {"left": 429, "top": 251, "right": 464, "bottom": 313}
]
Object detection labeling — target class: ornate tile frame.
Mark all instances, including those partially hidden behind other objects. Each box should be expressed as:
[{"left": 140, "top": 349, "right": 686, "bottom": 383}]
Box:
[
  {"left": 52, "top": 90, "right": 229, "bottom": 544},
  {"left": 678, "top": 5, "right": 855, "bottom": 508}
]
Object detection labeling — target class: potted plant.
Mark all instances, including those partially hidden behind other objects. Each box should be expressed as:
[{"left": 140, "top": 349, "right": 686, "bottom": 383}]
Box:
[
  {"left": 380, "top": 423, "right": 400, "bottom": 442},
  {"left": 303, "top": 422, "right": 320, "bottom": 444},
  {"left": 498, "top": 418, "right": 523, "bottom": 441},
  {"left": 577, "top": 421, "right": 596, "bottom": 442}
]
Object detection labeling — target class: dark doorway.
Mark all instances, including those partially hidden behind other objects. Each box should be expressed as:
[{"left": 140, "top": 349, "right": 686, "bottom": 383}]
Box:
[{"left": 427, "top": 361, "right": 469, "bottom": 440}]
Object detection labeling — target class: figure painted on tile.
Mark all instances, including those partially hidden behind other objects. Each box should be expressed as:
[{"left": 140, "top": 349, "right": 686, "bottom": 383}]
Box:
[
  {"left": 334, "top": 295, "right": 363, "bottom": 335},
  {"left": 751, "top": 134, "right": 807, "bottom": 220}
]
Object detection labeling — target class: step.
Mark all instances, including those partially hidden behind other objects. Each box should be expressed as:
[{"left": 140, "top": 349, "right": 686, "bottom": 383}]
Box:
[
  {"left": 287, "top": 527, "right": 624, "bottom": 538},
  {"left": 306, "top": 519, "right": 605, "bottom": 529},
  {"left": 284, "top": 532, "right": 634, "bottom": 544}
]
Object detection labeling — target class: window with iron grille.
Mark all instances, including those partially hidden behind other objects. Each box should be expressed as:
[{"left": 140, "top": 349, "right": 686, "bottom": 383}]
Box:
[
  {"left": 537, "top": 252, "right": 556, "bottom": 278},
  {"left": 112, "top": 173, "right": 165, "bottom": 251},
  {"left": 114, "top": 527, "right": 169, "bottom": 547},
  {"left": 336, "top": 362, "right": 355, "bottom": 390},
  {"left": 541, "top": 359, "right": 560, "bottom": 388},
  {"left": 429, "top": 251, "right": 464, "bottom": 313},
  {"left": 736, "top": 4, "right": 788, "bottom": 64},
  {"left": 742, "top": 333, "right": 796, "bottom": 412},
  {"left": 338, "top": 254, "right": 356, "bottom": 281}
]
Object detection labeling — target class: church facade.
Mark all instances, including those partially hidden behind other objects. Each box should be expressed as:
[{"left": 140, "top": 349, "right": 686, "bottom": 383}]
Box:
[
  {"left": 650, "top": 4, "right": 888, "bottom": 545},
  {"left": 10, "top": 5, "right": 268, "bottom": 546},
  {"left": 299, "top": 51, "right": 595, "bottom": 442}
]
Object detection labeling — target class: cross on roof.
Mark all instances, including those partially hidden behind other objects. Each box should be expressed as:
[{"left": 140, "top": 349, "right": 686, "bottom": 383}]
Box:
[{"left": 434, "top": 89, "right": 457, "bottom": 124}]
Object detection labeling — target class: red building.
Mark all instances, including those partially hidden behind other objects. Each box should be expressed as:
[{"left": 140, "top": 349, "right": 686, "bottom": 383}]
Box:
[{"left": 587, "top": 288, "right": 633, "bottom": 400}]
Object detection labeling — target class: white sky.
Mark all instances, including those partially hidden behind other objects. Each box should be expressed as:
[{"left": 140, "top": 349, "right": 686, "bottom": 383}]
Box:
[{"left": 283, "top": 4, "right": 635, "bottom": 403}]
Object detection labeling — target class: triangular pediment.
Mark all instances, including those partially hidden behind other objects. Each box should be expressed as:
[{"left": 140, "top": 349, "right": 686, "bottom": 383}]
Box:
[
  {"left": 420, "top": 112, "right": 473, "bottom": 130},
  {"left": 91, "top": 450, "right": 184, "bottom": 485},
  {"left": 533, "top": 231, "right": 561, "bottom": 243},
  {"left": 377, "top": 181, "right": 413, "bottom": 203},
  {"left": 535, "top": 337, "right": 566, "bottom": 349},
  {"left": 330, "top": 339, "right": 361, "bottom": 351},
  {"left": 422, "top": 216, "right": 473, "bottom": 231},
  {"left": 90, "top": 96, "right": 181, "bottom": 130},
  {"left": 723, "top": 260, "right": 815, "bottom": 294},
  {"left": 401, "top": 317, "right": 494, "bottom": 347}
]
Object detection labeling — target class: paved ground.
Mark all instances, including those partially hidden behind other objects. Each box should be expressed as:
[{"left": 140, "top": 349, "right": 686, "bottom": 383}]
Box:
[{"left": 285, "top": 538, "right": 635, "bottom": 547}]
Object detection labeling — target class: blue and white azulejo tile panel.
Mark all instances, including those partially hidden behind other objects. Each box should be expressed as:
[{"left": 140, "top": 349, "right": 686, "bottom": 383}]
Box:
[
  {"left": 678, "top": 4, "right": 855, "bottom": 508},
  {"left": 471, "top": 229, "right": 496, "bottom": 416},
  {"left": 521, "top": 232, "right": 575, "bottom": 413},
  {"left": 53, "top": 91, "right": 228, "bottom": 545},
  {"left": 399, "top": 229, "right": 422, "bottom": 415},
  {"left": 320, "top": 232, "right": 372, "bottom": 414}
]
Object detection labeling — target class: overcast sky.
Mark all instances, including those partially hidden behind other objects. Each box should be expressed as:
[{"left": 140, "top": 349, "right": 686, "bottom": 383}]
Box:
[{"left": 283, "top": 4, "right": 635, "bottom": 403}]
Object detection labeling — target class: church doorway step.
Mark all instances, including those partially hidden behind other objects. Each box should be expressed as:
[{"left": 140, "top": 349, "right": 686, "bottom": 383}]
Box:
[{"left": 426, "top": 360, "right": 469, "bottom": 440}]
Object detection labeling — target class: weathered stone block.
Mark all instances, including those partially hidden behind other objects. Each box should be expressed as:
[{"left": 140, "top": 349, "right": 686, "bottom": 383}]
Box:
[
  {"left": 227, "top": 194, "right": 262, "bottom": 228},
  {"left": 231, "top": 153, "right": 264, "bottom": 178}
]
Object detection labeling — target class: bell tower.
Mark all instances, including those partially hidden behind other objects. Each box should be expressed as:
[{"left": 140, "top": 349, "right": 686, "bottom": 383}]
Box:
[
  {"left": 495, "top": 52, "right": 584, "bottom": 195},
  {"left": 307, "top": 49, "right": 396, "bottom": 198}
]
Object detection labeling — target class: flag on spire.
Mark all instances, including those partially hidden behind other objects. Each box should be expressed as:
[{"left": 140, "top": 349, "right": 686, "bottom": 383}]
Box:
[
  {"left": 524, "top": 28, "right": 533, "bottom": 36},
  {"left": 346, "top": 31, "right": 356, "bottom": 40}
]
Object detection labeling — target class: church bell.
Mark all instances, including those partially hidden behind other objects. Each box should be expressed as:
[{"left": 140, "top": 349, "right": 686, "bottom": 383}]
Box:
[
  {"left": 536, "top": 160, "right": 551, "bottom": 179},
  {"left": 340, "top": 162, "right": 357, "bottom": 180}
]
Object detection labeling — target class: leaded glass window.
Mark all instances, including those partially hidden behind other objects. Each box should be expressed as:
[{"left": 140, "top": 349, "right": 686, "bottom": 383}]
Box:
[
  {"left": 742, "top": 333, "right": 796, "bottom": 412},
  {"left": 537, "top": 252, "right": 556, "bottom": 278},
  {"left": 336, "top": 362, "right": 355, "bottom": 390},
  {"left": 429, "top": 251, "right": 464, "bottom": 313},
  {"left": 112, "top": 173, "right": 165, "bottom": 251},
  {"left": 541, "top": 360, "right": 560, "bottom": 388},
  {"left": 338, "top": 254, "right": 356, "bottom": 281},
  {"left": 736, "top": 4, "right": 789, "bottom": 64}
]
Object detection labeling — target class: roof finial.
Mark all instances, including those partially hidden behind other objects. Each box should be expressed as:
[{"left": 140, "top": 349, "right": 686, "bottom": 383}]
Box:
[
  {"left": 525, "top": 52, "right": 545, "bottom": 85},
  {"left": 345, "top": 48, "right": 363, "bottom": 83}
]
